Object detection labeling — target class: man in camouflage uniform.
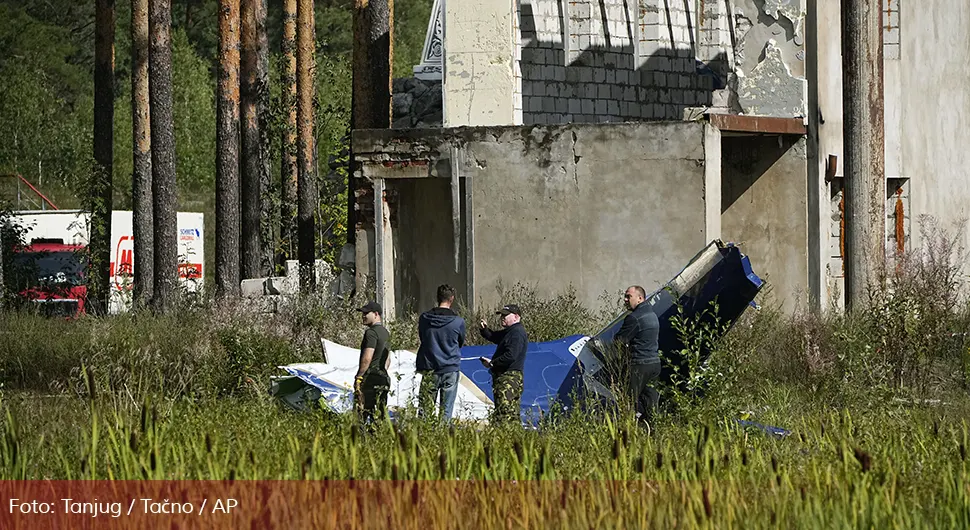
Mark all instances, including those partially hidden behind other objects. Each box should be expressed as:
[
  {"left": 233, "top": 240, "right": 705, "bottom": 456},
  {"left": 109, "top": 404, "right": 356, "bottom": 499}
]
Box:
[{"left": 479, "top": 304, "right": 528, "bottom": 424}]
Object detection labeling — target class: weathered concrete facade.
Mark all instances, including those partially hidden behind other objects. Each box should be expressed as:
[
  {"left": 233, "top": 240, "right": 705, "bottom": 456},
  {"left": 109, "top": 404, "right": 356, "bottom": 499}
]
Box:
[
  {"left": 353, "top": 122, "right": 726, "bottom": 315},
  {"left": 810, "top": 0, "right": 970, "bottom": 311},
  {"left": 516, "top": 0, "right": 806, "bottom": 124},
  {"left": 357, "top": 0, "right": 841, "bottom": 316},
  {"left": 353, "top": 118, "right": 807, "bottom": 316},
  {"left": 415, "top": 0, "right": 810, "bottom": 127}
]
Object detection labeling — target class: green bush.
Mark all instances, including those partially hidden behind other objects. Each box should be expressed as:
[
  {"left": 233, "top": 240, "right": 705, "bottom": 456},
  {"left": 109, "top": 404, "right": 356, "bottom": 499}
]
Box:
[{"left": 217, "top": 326, "right": 299, "bottom": 397}]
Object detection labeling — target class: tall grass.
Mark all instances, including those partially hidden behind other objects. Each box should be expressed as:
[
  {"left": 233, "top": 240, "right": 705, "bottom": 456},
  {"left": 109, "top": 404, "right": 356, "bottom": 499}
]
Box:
[
  {"left": 4, "top": 392, "right": 970, "bottom": 528},
  {"left": 4, "top": 219, "right": 970, "bottom": 526}
]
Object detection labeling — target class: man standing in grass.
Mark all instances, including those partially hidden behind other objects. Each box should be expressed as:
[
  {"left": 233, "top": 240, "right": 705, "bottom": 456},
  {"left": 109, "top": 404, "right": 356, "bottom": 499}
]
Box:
[
  {"left": 416, "top": 284, "right": 467, "bottom": 422},
  {"left": 355, "top": 301, "right": 392, "bottom": 427},
  {"left": 479, "top": 304, "right": 528, "bottom": 425},
  {"left": 613, "top": 285, "right": 661, "bottom": 422}
]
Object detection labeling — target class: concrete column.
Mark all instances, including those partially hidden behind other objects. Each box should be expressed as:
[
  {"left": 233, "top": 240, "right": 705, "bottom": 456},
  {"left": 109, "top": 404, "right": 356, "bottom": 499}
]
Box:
[
  {"left": 450, "top": 146, "right": 462, "bottom": 273},
  {"left": 841, "top": 0, "right": 886, "bottom": 312},
  {"left": 703, "top": 124, "right": 722, "bottom": 244},
  {"left": 462, "top": 174, "right": 475, "bottom": 313},
  {"left": 373, "top": 178, "right": 396, "bottom": 320},
  {"left": 442, "top": 0, "right": 516, "bottom": 126},
  {"left": 807, "top": 0, "right": 842, "bottom": 312},
  {"left": 354, "top": 225, "right": 373, "bottom": 292}
]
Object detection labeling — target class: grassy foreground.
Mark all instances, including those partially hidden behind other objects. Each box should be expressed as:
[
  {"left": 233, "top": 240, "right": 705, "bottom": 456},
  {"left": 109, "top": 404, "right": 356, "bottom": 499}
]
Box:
[
  {"left": 2, "top": 254, "right": 970, "bottom": 527},
  {"left": 3, "top": 391, "right": 970, "bottom": 527}
]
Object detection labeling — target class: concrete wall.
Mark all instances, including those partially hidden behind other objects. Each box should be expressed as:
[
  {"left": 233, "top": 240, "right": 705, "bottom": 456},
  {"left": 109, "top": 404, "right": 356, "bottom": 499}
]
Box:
[
  {"left": 401, "top": 0, "right": 810, "bottom": 129},
  {"left": 730, "top": 0, "right": 807, "bottom": 117},
  {"left": 443, "top": 0, "right": 517, "bottom": 126},
  {"left": 467, "top": 122, "right": 719, "bottom": 309},
  {"left": 721, "top": 135, "right": 809, "bottom": 311},
  {"left": 900, "top": 1, "right": 970, "bottom": 251},
  {"left": 352, "top": 121, "right": 723, "bottom": 314}
]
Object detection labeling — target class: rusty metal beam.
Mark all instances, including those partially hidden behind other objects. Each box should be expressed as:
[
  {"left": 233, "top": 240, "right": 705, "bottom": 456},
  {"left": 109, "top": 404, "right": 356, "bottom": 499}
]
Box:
[{"left": 706, "top": 114, "right": 807, "bottom": 135}]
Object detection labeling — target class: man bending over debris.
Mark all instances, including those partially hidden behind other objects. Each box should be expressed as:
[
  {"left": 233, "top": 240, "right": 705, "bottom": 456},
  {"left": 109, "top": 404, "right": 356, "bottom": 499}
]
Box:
[
  {"left": 355, "top": 301, "right": 392, "bottom": 426},
  {"left": 479, "top": 304, "right": 528, "bottom": 424},
  {"left": 416, "top": 284, "right": 467, "bottom": 422},
  {"left": 614, "top": 286, "right": 661, "bottom": 422}
]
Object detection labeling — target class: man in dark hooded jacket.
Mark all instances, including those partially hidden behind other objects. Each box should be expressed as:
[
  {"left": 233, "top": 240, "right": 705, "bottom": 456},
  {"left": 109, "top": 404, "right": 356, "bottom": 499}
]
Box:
[{"left": 416, "top": 284, "right": 467, "bottom": 421}]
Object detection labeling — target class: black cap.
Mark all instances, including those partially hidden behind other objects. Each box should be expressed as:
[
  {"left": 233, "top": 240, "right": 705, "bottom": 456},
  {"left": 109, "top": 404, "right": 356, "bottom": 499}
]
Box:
[
  {"left": 357, "top": 300, "right": 382, "bottom": 315},
  {"left": 495, "top": 304, "right": 521, "bottom": 317}
]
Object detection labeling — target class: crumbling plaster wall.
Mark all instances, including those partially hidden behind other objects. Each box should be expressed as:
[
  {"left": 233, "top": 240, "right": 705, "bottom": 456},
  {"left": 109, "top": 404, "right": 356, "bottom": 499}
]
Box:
[
  {"left": 722, "top": 0, "right": 807, "bottom": 117},
  {"left": 352, "top": 121, "right": 722, "bottom": 313}
]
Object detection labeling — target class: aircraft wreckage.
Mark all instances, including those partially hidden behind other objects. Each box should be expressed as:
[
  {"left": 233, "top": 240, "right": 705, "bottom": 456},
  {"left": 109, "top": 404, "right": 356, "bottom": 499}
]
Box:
[{"left": 270, "top": 240, "right": 763, "bottom": 424}]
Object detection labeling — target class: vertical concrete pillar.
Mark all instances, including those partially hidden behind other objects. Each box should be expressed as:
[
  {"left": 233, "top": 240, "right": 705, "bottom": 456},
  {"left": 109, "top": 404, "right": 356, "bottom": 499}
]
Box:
[
  {"left": 704, "top": 124, "right": 722, "bottom": 243},
  {"left": 807, "top": 0, "right": 843, "bottom": 312},
  {"left": 442, "top": 0, "right": 516, "bottom": 126},
  {"left": 450, "top": 146, "right": 462, "bottom": 273},
  {"left": 463, "top": 174, "right": 475, "bottom": 313},
  {"left": 842, "top": 0, "right": 886, "bottom": 312},
  {"left": 354, "top": 223, "right": 374, "bottom": 291},
  {"left": 373, "top": 178, "right": 396, "bottom": 320}
]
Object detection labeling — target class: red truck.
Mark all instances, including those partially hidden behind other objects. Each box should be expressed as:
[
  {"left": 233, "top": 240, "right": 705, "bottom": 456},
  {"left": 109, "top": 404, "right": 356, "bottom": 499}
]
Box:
[{"left": 11, "top": 238, "right": 88, "bottom": 317}]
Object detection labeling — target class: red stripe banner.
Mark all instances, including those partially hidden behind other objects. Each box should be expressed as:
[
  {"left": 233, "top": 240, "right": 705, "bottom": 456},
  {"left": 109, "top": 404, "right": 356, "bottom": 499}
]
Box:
[{"left": 0, "top": 480, "right": 688, "bottom": 529}]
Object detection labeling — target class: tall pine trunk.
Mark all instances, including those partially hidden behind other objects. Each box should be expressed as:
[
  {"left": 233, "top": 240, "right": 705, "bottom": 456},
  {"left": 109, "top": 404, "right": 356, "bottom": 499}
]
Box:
[
  {"left": 349, "top": 0, "right": 393, "bottom": 249},
  {"left": 132, "top": 0, "right": 153, "bottom": 308},
  {"left": 296, "top": 0, "right": 316, "bottom": 290},
  {"left": 0, "top": 227, "right": 5, "bottom": 309},
  {"left": 149, "top": 0, "right": 178, "bottom": 313},
  {"left": 279, "top": 0, "right": 298, "bottom": 268},
  {"left": 240, "top": 0, "right": 271, "bottom": 279},
  {"left": 90, "top": 0, "right": 115, "bottom": 315},
  {"left": 352, "top": 0, "right": 392, "bottom": 129},
  {"left": 255, "top": 0, "right": 273, "bottom": 277},
  {"left": 216, "top": 0, "right": 241, "bottom": 298}
]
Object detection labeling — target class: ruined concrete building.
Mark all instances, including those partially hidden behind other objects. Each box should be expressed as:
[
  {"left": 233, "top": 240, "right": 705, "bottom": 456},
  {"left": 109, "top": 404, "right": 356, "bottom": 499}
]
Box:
[{"left": 353, "top": 0, "right": 969, "bottom": 317}]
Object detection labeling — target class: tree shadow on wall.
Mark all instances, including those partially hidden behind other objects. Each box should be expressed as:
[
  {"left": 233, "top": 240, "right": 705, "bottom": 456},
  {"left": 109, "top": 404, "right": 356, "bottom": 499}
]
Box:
[{"left": 518, "top": 0, "right": 736, "bottom": 125}]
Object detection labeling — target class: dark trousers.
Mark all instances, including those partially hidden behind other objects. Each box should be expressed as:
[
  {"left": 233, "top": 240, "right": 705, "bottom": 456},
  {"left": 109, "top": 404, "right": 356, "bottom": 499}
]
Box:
[
  {"left": 630, "top": 362, "right": 660, "bottom": 419},
  {"left": 357, "top": 373, "right": 390, "bottom": 425}
]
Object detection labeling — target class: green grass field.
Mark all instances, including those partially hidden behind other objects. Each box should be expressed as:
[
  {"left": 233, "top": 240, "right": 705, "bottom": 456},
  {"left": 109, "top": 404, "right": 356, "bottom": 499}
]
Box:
[{"left": 2, "top": 273, "right": 970, "bottom": 527}]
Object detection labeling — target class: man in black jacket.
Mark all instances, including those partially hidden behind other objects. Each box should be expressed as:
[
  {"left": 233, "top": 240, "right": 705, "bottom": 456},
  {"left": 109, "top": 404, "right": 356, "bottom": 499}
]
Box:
[
  {"left": 479, "top": 304, "right": 528, "bottom": 424},
  {"left": 612, "top": 285, "right": 661, "bottom": 421}
]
